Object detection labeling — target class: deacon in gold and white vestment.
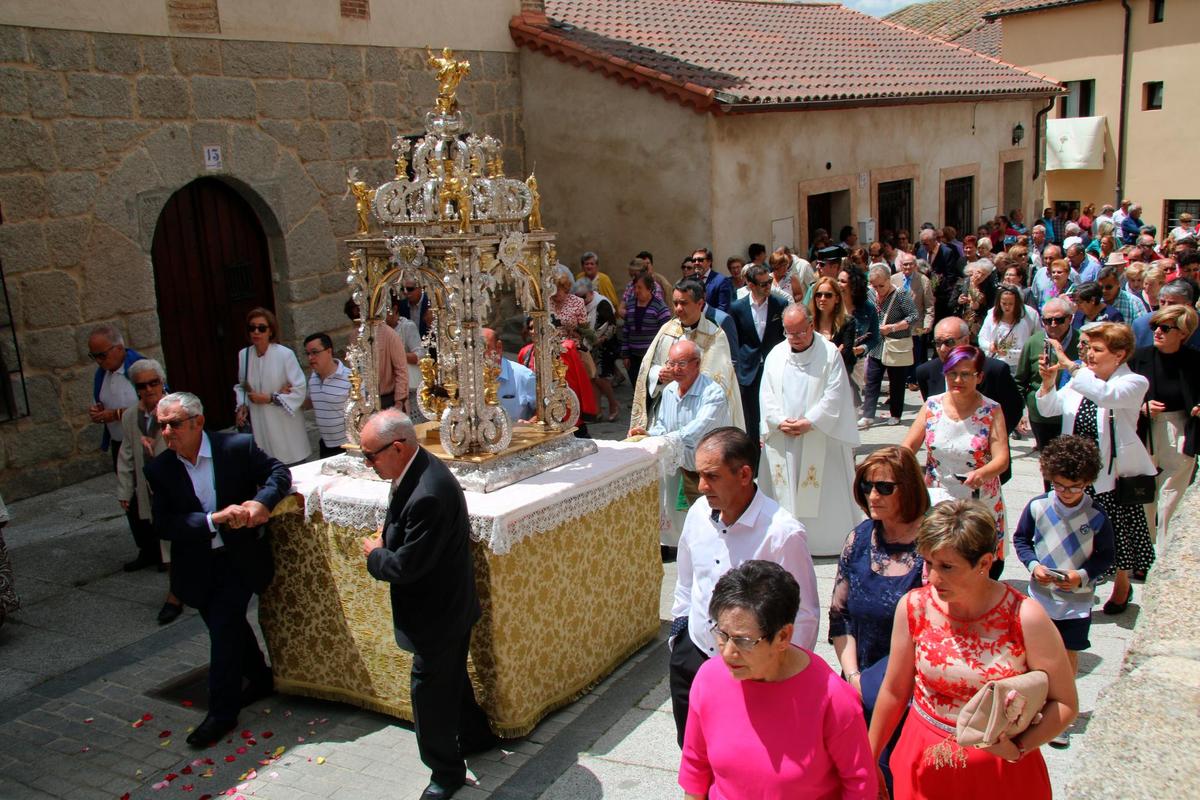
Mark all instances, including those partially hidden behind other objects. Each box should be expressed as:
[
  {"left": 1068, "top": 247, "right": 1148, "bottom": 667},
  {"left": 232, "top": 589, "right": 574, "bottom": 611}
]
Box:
[
  {"left": 629, "top": 316, "right": 744, "bottom": 433},
  {"left": 758, "top": 334, "right": 862, "bottom": 556}
]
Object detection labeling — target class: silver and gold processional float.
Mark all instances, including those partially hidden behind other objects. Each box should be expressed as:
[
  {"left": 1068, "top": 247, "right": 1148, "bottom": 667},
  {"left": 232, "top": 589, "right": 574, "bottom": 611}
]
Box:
[{"left": 331, "top": 47, "right": 595, "bottom": 492}]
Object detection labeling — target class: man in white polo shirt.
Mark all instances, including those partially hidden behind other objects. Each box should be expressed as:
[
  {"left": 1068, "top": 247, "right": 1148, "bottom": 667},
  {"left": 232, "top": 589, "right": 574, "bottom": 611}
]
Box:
[{"left": 303, "top": 332, "right": 351, "bottom": 459}]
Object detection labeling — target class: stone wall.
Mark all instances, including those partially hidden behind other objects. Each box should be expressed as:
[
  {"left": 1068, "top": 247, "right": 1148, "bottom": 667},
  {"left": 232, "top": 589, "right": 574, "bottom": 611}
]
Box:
[
  {"left": 1063, "top": 494, "right": 1200, "bottom": 798},
  {"left": 0, "top": 25, "right": 524, "bottom": 500}
]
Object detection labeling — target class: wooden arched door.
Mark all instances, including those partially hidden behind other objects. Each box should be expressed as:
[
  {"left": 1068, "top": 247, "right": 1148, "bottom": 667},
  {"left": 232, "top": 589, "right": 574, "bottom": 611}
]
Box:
[{"left": 151, "top": 178, "right": 276, "bottom": 430}]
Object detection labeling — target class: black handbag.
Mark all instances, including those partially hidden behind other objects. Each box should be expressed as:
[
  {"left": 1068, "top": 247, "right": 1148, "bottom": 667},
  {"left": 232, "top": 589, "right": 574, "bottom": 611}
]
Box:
[{"left": 1109, "top": 410, "right": 1157, "bottom": 505}]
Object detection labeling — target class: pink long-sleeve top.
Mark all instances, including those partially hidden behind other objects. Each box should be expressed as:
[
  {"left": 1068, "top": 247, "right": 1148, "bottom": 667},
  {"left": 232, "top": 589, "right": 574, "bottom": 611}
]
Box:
[{"left": 679, "top": 648, "right": 877, "bottom": 800}]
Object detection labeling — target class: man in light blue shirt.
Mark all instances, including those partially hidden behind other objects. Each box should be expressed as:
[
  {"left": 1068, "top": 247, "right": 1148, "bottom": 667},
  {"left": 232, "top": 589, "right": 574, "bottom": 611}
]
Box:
[
  {"left": 484, "top": 328, "right": 536, "bottom": 422},
  {"left": 632, "top": 340, "right": 730, "bottom": 472}
]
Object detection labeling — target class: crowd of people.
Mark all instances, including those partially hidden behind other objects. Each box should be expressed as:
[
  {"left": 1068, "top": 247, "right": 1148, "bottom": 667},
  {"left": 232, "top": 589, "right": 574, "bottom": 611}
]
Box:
[{"left": 38, "top": 200, "right": 1197, "bottom": 799}]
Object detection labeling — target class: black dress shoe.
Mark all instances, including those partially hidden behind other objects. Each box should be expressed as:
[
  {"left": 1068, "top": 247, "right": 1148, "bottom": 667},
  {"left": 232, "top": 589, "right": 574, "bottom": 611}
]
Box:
[
  {"left": 239, "top": 674, "right": 274, "bottom": 708},
  {"left": 1103, "top": 585, "right": 1133, "bottom": 615},
  {"left": 419, "top": 780, "right": 465, "bottom": 800},
  {"left": 186, "top": 715, "right": 237, "bottom": 748},
  {"left": 123, "top": 553, "right": 160, "bottom": 572},
  {"left": 157, "top": 601, "right": 183, "bottom": 625}
]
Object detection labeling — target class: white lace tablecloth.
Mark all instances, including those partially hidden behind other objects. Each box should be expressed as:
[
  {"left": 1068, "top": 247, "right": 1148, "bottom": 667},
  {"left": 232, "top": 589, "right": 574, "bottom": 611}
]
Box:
[{"left": 288, "top": 439, "right": 663, "bottom": 555}]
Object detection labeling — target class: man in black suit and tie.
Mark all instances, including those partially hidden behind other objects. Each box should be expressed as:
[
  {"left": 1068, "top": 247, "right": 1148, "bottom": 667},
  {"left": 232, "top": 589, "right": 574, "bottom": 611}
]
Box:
[
  {"left": 729, "top": 264, "right": 787, "bottom": 439},
  {"left": 143, "top": 392, "right": 291, "bottom": 747},
  {"left": 360, "top": 409, "right": 494, "bottom": 800},
  {"left": 915, "top": 317, "right": 1023, "bottom": 483},
  {"left": 917, "top": 228, "right": 962, "bottom": 323},
  {"left": 691, "top": 247, "right": 732, "bottom": 313}
]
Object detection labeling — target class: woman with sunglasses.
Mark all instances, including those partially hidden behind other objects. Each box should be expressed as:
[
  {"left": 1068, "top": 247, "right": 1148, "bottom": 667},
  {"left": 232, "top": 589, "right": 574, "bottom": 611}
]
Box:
[
  {"left": 1130, "top": 305, "right": 1200, "bottom": 560},
  {"left": 234, "top": 307, "right": 310, "bottom": 465},
  {"left": 680, "top": 560, "right": 876, "bottom": 800},
  {"left": 1038, "top": 321, "right": 1155, "bottom": 614},
  {"left": 839, "top": 268, "right": 878, "bottom": 405},
  {"left": 903, "top": 346, "right": 1010, "bottom": 574},
  {"left": 808, "top": 276, "right": 856, "bottom": 374},
  {"left": 830, "top": 447, "right": 929, "bottom": 793},
  {"left": 116, "top": 359, "right": 183, "bottom": 624}
]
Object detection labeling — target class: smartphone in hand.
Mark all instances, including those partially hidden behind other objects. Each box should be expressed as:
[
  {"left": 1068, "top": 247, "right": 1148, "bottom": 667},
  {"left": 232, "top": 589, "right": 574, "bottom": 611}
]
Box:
[{"left": 1045, "top": 568, "right": 1069, "bottom": 582}]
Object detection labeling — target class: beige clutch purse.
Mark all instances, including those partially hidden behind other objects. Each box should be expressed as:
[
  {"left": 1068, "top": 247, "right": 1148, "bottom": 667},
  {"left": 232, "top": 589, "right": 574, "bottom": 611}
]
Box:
[{"left": 955, "top": 670, "right": 1049, "bottom": 748}]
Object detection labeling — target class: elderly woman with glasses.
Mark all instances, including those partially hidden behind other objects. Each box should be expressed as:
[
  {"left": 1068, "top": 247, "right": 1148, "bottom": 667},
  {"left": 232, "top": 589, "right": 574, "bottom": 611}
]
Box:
[
  {"left": 116, "top": 359, "right": 183, "bottom": 624},
  {"left": 1130, "top": 305, "right": 1200, "bottom": 556},
  {"left": 1038, "top": 321, "right": 1155, "bottom": 614},
  {"left": 235, "top": 307, "right": 310, "bottom": 465},
  {"left": 680, "top": 560, "right": 877, "bottom": 800},
  {"left": 869, "top": 500, "right": 1077, "bottom": 800},
  {"left": 903, "top": 346, "right": 1010, "bottom": 576}
]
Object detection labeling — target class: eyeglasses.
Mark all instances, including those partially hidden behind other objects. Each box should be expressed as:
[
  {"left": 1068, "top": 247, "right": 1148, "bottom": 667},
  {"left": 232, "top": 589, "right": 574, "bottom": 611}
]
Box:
[
  {"left": 158, "top": 414, "right": 197, "bottom": 429},
  {"left": 858, "top": 479, "right": 898, "bottom": 496},
  {"left": 814, "top": 291, "right": 836, "bottom": 299},
  {"left": 404, "top": 286, "right": 420, "bottom": 292},
  {"left": 753, "top": 279, "right": 773, "bottom": 288},
  {"left": 710, "top": 624, "right": 767, "bottom": 652},
  {"left": 946, "top": 371, "right": 977, "bottom": 383},
  {"left": 88, "top": 344, "right": 117, "bottom": 360},
  {"left": 1042, "top": 316, "right": 1069, "bottom": 325},
  {"left": 664, "top": 358, "right": 698, "bottom": 369},
  {"left": 1051, "top": 481, "right": 1087, "bottom": 496},
  {"left": 134, "top": 378, "right": 162, "bottom": 392},
  {"left": 934, "top": 338, "right": 963, "bottom": 349},
  {"left": 1153, "top": 323, "right": 1179, "bottom": 333},
  {"left": 362, "top": 438, "right": 405, "bottom": 462},
  {"left": 247, "top": 324, "right": 270, "bottom": 333},
  {"left": 305, "top": 346, "right": 329, "bottom": 357}
]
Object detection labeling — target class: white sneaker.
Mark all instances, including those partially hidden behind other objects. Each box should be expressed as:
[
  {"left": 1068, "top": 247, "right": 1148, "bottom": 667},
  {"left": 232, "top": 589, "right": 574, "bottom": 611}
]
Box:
[
  {"left": 883, "top": 416, "right": 902, "bottom": 427},
  {"left": 857, "top": 416, "right": 874, "bottom": 430}
]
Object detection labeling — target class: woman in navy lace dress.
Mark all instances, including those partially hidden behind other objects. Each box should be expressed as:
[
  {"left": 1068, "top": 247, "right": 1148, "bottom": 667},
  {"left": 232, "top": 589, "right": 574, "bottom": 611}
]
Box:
[{"left": 830, "top": 445, "right": 930, "bottom": 792}]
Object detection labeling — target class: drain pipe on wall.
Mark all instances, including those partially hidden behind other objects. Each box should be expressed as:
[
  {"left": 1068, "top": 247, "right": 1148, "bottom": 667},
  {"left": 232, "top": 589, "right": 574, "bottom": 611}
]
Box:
[{"left": 1116, "top": 0, "right": 1133, "bottom": 205}]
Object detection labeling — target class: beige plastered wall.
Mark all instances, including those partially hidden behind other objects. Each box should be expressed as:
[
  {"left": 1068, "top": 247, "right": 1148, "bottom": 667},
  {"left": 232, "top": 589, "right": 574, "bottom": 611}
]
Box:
[
  {"left": 709, "top": 98, "right": 1039, "bottom": 257},
  {"left": 1001, "top": 0, "right": 1200, "bottom": 231},
  {"left": 519, "top": 51, "right": 712, "bottom": 282},
  {"left": 0, "top": 0, "right": 521, "bottom": 51}
]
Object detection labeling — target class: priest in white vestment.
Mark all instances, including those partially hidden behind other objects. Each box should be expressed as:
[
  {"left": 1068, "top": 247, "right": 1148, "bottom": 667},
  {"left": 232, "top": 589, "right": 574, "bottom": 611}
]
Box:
[
  {"left": 759, "top": 304, "right": 861, "bottom": 556},
  {"left": 629, "top": 279, "right": 743, "bottom": 433},
  {"left": 235, "top": 309, "right": 311, "bottom": 465}
]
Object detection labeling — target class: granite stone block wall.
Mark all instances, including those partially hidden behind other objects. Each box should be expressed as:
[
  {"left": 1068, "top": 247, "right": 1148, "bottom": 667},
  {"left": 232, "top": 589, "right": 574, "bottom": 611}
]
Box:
[{"left": 0, "top": 25, "right": 524, "bottom": 500}]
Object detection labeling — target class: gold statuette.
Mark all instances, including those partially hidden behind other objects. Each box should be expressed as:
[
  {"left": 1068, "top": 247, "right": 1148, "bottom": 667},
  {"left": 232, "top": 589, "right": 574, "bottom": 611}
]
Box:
[
  {"left": 425, "top": 47, "right": 470, "bottom": 115},
  {"left": 347, "top": 178, "right": 376, "bottom": 235},
  {"left": 526, "top": 172, "right": 543, "bottom": 231}
]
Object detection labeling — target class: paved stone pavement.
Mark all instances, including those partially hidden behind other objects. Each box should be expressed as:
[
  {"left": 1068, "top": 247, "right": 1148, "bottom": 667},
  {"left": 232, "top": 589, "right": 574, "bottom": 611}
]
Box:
[{"left": 0, "top": 381, "right": 1142, "bottom": 799}]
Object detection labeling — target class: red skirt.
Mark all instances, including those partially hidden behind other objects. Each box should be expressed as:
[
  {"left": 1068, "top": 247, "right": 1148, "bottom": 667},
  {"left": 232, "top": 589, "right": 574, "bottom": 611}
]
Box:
[{"left": 889, "top": 707, "right": 1051, "bottom": 800}]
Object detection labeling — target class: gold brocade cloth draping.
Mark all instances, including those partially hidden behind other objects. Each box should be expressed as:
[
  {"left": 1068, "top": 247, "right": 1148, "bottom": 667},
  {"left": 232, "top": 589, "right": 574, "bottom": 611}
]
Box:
[{"left": 258, "top": 473, "right": 661, "bottom": 738}]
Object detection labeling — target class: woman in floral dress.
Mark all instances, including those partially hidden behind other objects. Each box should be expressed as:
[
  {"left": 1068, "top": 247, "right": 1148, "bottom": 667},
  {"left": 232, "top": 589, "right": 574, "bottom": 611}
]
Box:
[{"left": 903, "top": 346, "right": 1010, "bottom": 577}]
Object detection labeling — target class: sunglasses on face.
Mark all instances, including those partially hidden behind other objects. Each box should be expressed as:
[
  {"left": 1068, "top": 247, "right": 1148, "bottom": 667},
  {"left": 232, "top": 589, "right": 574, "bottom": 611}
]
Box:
[
  {"left": 753, "top": 279, "right": 773, "bottom": 288},
  {"left": 934, "top": 338, "right": 962, "bottom": 348},
  {"left": 248, "top": 324, "right": 270, "bottom": 333},
  {"left": 362, "top": 438, "right": 404, "bottom": 463},
  {"left": 859, "top": 479, "right": 898, "bottom": 496},
  {"left": 134, "top": 378, "right": 162, "bottom": 392},
  {"left": 1153, "top": 323, "right": 1179, "bottom": 333},
  {"left": 1042, "top": 316, "right": 1069, "bottom": 325},
  {"left": 814, "top": 291, "right": 836, "bottom": 299},
  {"left": 88, "top": 344, "right": 117, "bottom": 360}
]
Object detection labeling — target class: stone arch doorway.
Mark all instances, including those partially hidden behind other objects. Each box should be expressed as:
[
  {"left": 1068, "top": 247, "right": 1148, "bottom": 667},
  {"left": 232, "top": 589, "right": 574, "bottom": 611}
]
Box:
[{"left": 151, "top": 178, "right": 277, "bottom": 430}]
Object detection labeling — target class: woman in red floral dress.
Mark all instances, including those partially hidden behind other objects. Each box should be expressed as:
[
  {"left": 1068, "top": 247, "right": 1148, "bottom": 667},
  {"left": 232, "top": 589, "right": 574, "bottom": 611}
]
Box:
[{"left": 867, "top": 500, "right": 1077, "bottom": 799}]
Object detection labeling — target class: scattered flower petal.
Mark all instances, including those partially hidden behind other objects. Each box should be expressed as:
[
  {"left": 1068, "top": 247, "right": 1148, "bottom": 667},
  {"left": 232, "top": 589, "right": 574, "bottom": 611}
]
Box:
[
  {"left": 159, "top": 730, "right": 172, "bottom": 738},
  {"left": 224, "top": 755, "right": 236, "bottom": 763},
  {"left": 201, "top": 769, "right": 214, "bottom": 778},
  {"left": 182, "top": 785, "right": 194, "bottom": 792},
  {"left": 181, "top": 766, "right": 193, "bottom": 775},
  {"left": 247, "top": 738, "right": 256, "bottom": 746},
  {"left": 132, "top": 720, "right": 145, "bottom": 729},
  {"left": 316, "top": 756, "right": 326, "bottom": 765},
  {"left": 143, "top": 713, "right": 155, "bottom": 721},
  {"left": 273, "top": 746, "right": 286, "bottom": 757},
  {"left": 261, "top": 731, "right": 273, "bottom": 739},
  {"left": 199, "top": 796, "right": 212, "bottom": 800},
  {"left": 83, "top": 718, "right": 94, "bottom": 724},
  {"left": 181, "top": 700, "right": 194, "bottom": 708},
  {"left": 296, "top": 736, "right": 305, "bottom": 743},
  {"left": 160, "top": 740, "right": 171, "bottom": 747},
  {"left": 236, "top": 746, "right": 247, "bottom": 754},
  {"left": 121, "top": 794, "right": 131, "bottom": 800},
  {"left": 202, "top": 758, "right": 215, "bottom": 766},
  {"left": 165, "top": 773, "right": 179, "bottom": 782},
  {"left": 80, "top": 746, "right": 90, "bottom": 753},
  {"left": 269, "top": 772, "right": 279, "bottom": 779},
  {"left": 283, "top": 710, "right": 292, "bottom": 717},
  {"left": 153, "top": 780, "right": 170, "bottom": 790},
  {"left": 240, "top": 730, "right": 253, "bottom": 739}
]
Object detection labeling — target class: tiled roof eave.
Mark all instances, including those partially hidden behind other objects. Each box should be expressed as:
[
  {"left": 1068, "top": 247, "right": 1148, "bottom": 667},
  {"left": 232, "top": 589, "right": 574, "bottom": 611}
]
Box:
[
  {"left": 717, "top": 85, "right": 1063, "bottom": 114},
  {"left": 983, "top": 0, "right": 1101, "bottom": 21},
  {"left": 510, "top": 12, "right": 718, "bottom": 114}
]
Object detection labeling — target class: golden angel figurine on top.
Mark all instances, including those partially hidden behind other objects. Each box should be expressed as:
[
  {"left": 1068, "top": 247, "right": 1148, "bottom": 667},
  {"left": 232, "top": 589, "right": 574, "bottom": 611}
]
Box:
[{"left": 426, "top": 47, "right": 470, "bottom": 114}]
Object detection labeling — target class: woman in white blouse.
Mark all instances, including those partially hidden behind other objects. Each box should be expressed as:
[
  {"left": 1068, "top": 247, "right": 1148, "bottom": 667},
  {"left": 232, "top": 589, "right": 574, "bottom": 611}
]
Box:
[
  {"left": 1036, "top": 321, "right": 1155, "bottom": 615},
  {"left": 235, "top": 307, "right": 311, "bottom": 465},
  {"left": 978, "top": 284, "right": 1040, "bottom": 373}
]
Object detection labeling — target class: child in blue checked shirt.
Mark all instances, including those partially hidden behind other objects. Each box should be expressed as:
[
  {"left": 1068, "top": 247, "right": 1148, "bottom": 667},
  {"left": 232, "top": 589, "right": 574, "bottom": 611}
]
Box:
[{"left": 1013, "top": 434, "right": 1115, "bottom": 747}]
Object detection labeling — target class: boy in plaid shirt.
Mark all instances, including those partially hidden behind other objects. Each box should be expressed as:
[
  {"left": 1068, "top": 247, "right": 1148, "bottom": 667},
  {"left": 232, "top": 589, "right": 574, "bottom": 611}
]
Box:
[{"left": 1013, "top": 435, "right": 1115, "bottom": 746}]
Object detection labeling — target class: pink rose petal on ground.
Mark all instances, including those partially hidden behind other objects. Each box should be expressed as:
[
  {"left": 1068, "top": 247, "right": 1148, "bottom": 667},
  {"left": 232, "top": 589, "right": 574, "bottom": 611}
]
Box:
[
  {"left": 240, "top": 730, "right": 253, "bottom": 739},
  {"left": 153, "top": 780, "right": 170, "bottom": 790},
  {"left": 83, "top": 718, "right": 94, "bottom": 724},
  {"left": 261, "top": 731, "right": 273, "bottom": 739},
  {"left": 132, "top": 720, "right": 145, "bottom": 729},
  {"left": 224, "top": 755, "right": 236, "bottom": 763},
  {"left": 159, "top": 730, "right": 172, "bottom": 738},
  {"left": 296, "top": 736, "right": 305, "bottom": 742},
  {"left": 182, "top": 785, "right": 194, "bottom": 792},
  {"left": 181, "top": 766, "right": 193, "bottom": 775},
  {"left": 236, "top": 746, "right": 247, "bottom": 754},
  {"left": 165, "top": 773, "right": 179, "bottom": 782},
  {"left": 202, "top": 758, "right": 214, "bottom": 766},
  {"left": 80, "top": 746, "right": 90, "bottom": 753},
  {"left": 269, "top": 772, "right": 278, "bottom": 779},
  {"left": 143, "top": 713, "right": 154, "bottom": 721}
]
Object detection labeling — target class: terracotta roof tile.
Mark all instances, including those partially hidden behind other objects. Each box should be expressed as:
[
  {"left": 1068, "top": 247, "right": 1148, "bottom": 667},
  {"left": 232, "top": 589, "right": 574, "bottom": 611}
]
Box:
[
  {"left": 952, "top": 20, "right": 1003, "bottom": 58},
  {"left": 983, "top": 0, "right": 1100, "bottom": 20},
  {"left": 512, "top": 0, "right": 1060, "bottom": 112},
  {"left": 886, "top": 0, "right": 1000, "bottom": 43}
]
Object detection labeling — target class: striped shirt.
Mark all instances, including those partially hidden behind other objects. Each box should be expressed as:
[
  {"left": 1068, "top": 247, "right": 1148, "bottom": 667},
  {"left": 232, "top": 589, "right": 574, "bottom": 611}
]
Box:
[
  {"left": 622, "top": 297, "right": 672, "bottom": 357},
  {"left": 308, "top": 360, "right": 352, "bottom": 447},
  {"left": 865, "top": 287, "right": 917, "bottom": 360}
]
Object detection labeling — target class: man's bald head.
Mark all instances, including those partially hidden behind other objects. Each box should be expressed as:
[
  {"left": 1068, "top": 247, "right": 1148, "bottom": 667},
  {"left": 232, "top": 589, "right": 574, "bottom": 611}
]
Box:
[
  {"left": 934, "top": 317, "right": 970, "bottom": 340},
  {"left": 783, "top": 303, "right": 809, "bottom": 326},
  {"left": 482, "top": 327, "right": 500, "bottom": 355},
  {"left": 668, "top": 339, "right": 701, "bottom": 362}
]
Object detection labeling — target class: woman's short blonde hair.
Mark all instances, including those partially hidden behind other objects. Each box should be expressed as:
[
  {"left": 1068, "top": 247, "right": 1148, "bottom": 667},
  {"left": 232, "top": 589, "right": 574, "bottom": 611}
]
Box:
[
  {"left": 917, "top": 499, "right": 997, "bottom": 565},
  {"left": 1151, "top": 304, "right": 1199, "bottom": 338},
  {"left": 1124, "top": 263, "right": 1145, "bottom": 282},
  {"left": 1082, "top": 321, "right": 1136, "bottom": 363},
  {"left": 1143, "top": 265, "right": 1166, "bottom": 286}
]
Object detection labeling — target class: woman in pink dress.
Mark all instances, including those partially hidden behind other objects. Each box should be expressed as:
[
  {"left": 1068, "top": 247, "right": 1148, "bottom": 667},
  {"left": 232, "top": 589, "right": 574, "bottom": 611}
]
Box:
[
  {"left": 680, "top": 560, "right": 876, "bottom": 800},
  {"left": 868, "top": 500, "right": 1077, "bottom": 800}
]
